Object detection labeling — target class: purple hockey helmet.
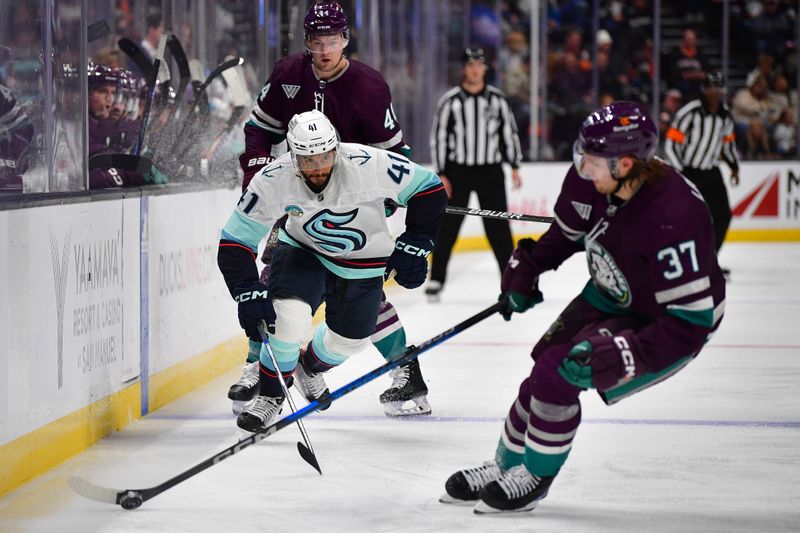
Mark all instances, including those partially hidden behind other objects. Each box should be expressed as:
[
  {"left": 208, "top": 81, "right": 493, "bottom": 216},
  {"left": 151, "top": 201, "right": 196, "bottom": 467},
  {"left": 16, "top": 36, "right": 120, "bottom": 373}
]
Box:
[
  {"left": 304, "top": 2, "right": 349, "bottom": 39},
  {"left": 88, "top": 62, "right": 119, "bottom": 89},
  {"left": 574, "top": 101, "right": 658, "bottom": 169}
]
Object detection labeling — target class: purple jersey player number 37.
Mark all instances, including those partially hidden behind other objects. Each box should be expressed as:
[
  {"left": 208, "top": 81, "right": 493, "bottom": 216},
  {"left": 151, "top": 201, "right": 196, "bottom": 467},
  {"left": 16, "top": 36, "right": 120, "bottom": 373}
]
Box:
[{"left": 441, "top": 101, "right": 726, "bottom": 514}]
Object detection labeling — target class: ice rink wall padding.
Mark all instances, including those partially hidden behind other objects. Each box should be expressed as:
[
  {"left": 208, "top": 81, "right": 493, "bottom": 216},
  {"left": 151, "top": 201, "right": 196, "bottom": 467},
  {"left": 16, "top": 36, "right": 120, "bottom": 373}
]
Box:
[
  {"left": 0, "top": 188, "right": 244, "bottom": 497},
  {"left": 2, "top": 161, "right": 799, "bottom": 496}
]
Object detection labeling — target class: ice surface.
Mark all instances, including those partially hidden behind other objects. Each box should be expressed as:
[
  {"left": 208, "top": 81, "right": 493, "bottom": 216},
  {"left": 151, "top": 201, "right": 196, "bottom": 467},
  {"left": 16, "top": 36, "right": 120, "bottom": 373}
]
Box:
[{"left": 1, "top": 243, "right": 798, "bottom": 532}]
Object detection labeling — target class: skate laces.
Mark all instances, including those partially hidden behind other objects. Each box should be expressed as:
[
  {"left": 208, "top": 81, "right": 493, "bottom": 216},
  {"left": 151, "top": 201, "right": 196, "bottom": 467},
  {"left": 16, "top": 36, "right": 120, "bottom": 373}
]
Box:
[
  {"left": 298, "top": 363, "right": 328, "bottom": 398},
  {"left": 237, "top": 361, "right": 260, "bottom": 387},
  {"left": 249, "top": 395, "right": 283, "bottom": 420},
  {"left": 463, "top": 462, "right": 503, "bottom": 492},
  {"left": 388, "top": 365, "right": 410, "bottom": 389},
  {"left": 497, "top": 465, "right": 540, "bottom": 499}
]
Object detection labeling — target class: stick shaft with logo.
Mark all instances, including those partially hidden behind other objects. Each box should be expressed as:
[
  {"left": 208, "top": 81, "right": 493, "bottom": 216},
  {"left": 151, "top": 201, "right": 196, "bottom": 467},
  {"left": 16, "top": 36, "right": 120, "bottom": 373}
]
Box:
[{"left": 68, "top": 302, "right": 500, "bottom": 509}]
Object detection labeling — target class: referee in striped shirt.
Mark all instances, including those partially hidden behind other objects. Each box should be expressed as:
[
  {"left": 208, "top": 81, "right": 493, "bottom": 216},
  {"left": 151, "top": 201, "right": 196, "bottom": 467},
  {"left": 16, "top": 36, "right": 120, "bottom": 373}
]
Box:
[
  {"left": 664, "top": 72, "right": 740, "bottom": 254},
  {"left": 426, "top": 47, "right": 522, "bottom": 301}
]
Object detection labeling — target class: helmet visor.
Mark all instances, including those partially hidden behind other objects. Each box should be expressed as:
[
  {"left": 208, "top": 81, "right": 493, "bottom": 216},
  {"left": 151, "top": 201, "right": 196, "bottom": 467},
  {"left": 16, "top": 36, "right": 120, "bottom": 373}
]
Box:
[
  {"left": 572, "top": 139, "right": 611, "bottom": 181},
  {"left": 294, "top": 149, "right": 337, "bottom": 173}
]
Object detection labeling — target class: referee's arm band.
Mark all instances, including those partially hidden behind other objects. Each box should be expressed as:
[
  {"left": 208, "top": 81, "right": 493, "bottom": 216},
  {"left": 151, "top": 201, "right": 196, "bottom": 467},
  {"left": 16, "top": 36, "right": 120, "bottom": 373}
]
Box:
[{"left": 666, "top": 127, "right": 686, "bottom": 144}]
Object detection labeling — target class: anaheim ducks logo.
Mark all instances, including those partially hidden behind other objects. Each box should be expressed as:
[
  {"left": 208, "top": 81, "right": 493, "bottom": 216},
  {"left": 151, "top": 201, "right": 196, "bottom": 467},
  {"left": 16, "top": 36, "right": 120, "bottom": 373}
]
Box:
[
  {"left": 619, "top": 116, "right": 631, "bottom": 126},
  {"left": 585, "top": 240, "right": 631, "bottom": 307}
]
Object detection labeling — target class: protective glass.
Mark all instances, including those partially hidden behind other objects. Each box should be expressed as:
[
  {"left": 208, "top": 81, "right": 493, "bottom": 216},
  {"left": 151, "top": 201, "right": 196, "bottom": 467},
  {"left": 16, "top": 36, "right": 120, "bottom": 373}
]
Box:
[{"left": 306, "top": 35, "right": 347, "bottom": 54}]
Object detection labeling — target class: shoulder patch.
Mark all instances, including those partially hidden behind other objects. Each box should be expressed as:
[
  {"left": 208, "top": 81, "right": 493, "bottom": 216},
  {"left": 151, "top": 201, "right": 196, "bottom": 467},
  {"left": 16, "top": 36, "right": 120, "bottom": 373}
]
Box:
[
  {"left": 284, "top": 204, "right": 304, "bottom": 217},
  {"left": 571, "top": 201, "right": 592, "bottom": 220},
  {"left": 282, "top": 84, "right": 300, "bottom": 99}
]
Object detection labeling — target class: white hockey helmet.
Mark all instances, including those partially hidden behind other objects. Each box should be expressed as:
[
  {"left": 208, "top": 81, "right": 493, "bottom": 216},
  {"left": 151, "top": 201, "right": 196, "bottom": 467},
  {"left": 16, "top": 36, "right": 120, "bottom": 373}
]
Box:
[{"left": 286, "top": 110, "right": 339, "bottom": 190}]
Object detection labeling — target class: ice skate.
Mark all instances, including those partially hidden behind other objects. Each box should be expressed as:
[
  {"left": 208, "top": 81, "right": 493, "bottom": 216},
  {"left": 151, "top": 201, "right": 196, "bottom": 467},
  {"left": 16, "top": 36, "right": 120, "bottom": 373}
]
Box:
[
  {"left": 236, "top": 394, "right": 284, "bottom": 432},
  {"left": 228, "top": 360, "right": 260, "bottom": 415},
  {"left": 439, "top": 461, "right": 503, "bottom": 504},
  {"left": 294, "top": 352, "right": 331, "bottom": 410},
  {"left": 380, "top": 359, "right": 431, "bottom": 417},
  {"left": 474, "top": 465, "right": 554, "bottom": 514},
  {"left": 424, "top": 280, "right": 442, "bottom": 302}
]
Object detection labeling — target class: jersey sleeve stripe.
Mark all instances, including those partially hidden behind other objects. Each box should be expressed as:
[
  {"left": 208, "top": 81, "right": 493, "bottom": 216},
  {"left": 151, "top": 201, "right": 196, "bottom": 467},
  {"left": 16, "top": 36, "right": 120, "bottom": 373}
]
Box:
[
  {"left": 370, "top": 130, "right": 404, "bottom": 150},
  {"left": 247, "top": 113, "right": 285, "bottom": 135},
  {"left": 410, "top": 184, "right": 445, "bottom": 198},
  {"left": 221, "top": 211, "right": 269, "bottom": 253},
  {"left": 554, "top": 214, "right": 585, "bottom": 241},
  {"left": 654, "top": 276, "right": 711, "bottom": 304},
  {"left": 253, "top": 106, "right": 283, "bottom": 128},
  {"left": 397, "top": 165, "right": 442, "bottom": 206},
  {"left": 218, "top": 240, "right": 257, "bottom": 260}
]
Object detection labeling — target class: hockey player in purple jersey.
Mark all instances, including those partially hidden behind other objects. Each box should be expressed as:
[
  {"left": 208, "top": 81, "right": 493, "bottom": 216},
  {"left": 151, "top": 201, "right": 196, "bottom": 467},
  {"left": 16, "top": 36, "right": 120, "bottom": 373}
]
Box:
[
  {"left": 229, "top": 1, "right": 429, "bottom": 418},
  {"left": 441, "top": 101, "right": 726, "bottom": 514}
]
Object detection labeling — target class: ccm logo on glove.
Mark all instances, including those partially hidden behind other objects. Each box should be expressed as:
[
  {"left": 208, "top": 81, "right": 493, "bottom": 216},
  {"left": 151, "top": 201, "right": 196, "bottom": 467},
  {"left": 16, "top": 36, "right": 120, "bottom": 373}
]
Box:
[
  {"left": 395, "top": 240, "right": 432, "bottom": 258},
  {"left": 613, "top": 336, "right": 636, "bottom": 379},
  {"left": 234, "top": 289, "right": 269, "bottom": 303}
]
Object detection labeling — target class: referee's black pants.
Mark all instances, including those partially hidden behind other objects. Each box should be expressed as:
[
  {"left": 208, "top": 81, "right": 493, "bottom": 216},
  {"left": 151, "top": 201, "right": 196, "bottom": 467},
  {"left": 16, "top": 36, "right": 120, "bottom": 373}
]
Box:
[
  {"left": 682, "top": 167, "right": 731, "bottom": 252},
  {"left": 430, "top": 163, "right": 513, "bottom": 285}
]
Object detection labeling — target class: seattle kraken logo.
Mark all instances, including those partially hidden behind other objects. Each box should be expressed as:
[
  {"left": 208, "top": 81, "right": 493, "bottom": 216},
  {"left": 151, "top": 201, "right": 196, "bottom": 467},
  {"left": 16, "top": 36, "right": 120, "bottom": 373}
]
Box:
[{"left": 303, "top": 209, "right": 367, "bottom": 253}]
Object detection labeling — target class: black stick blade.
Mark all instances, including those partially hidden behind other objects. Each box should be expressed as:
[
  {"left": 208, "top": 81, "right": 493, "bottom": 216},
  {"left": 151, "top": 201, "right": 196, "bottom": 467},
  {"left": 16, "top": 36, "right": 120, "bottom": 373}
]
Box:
[
  {"left": 88, "top": 20, "right": 111, "bottom": 43},
  {"left": 297, "top": 442, "right": 322, "bottom": 475},
  {"left": 89, "top": 153, "right": 153, "bottom": 175}
]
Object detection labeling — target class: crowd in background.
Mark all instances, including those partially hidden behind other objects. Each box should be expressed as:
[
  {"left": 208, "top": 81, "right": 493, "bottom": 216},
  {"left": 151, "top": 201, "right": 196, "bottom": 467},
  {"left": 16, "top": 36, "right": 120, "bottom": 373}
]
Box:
[
  {"left": 1, "top": 0, "right": 799, "bottom": 195},
  {"left": 498, "top": 0, "right": 798, "bottom": 160}
]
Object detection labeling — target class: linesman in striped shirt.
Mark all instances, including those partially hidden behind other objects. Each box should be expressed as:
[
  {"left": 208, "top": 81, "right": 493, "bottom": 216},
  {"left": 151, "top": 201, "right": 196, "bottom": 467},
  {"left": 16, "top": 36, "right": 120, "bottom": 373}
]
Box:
[
  {"left": 426, "top": 47, "right": 523, "bottom": 301},
  {"left": 664, "top": 72, "right": 740, "bottom": 254}
]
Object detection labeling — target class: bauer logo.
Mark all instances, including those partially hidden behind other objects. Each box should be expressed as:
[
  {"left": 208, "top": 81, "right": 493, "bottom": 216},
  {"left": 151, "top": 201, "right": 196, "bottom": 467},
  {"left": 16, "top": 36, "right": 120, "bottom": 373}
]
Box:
[
  {"left": 285, "top": 204, "right": 304, "bottom": 217},
  {"left": 49, "top": 226, "right": 72, "bottom": 389}
]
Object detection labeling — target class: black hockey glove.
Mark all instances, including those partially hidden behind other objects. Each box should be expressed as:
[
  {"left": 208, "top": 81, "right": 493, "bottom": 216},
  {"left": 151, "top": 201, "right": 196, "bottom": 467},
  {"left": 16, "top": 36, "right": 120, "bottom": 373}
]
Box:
[
  {"left": 233, "top": 281, "right": 271, "bottom": 341},
  {"left": 385, "top": 232, "right": 435, "bottom": 289}
]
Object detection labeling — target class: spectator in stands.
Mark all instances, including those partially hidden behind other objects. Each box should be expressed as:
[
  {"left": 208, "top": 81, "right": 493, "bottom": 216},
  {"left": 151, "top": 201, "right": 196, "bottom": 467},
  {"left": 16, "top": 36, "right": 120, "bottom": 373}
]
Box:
[
  {"left": 773, "top": 108, "right": 796, "bottom": 156},
  {"left": 596, "top": 29, "right": 628, "bottom": 95},
  {"left": 752, "top": 0, "right": 792, "bottom": 59},
  {"left": 732, "top": 75, "right": 771, "bottom": 134},
  {"left": 597, "top": 49, "right": 623, "bottom": 100},
  {"left": 767, "top": 74, "right": 791, "bottom": 124},
  {"left": 667, "top": 29, "right": 707, "bottom": 101},
  {"left": 746, "top": 53, "right": 776, "bottom": 88},
  {"left": 745, "top": 118, "right": 775, "bottom": 159},
  {"left": 626, "top": 0, "right": 653, "bottom": 50},
  {"left": 140, "top": 14, "right": 163, "bottom": 63}
]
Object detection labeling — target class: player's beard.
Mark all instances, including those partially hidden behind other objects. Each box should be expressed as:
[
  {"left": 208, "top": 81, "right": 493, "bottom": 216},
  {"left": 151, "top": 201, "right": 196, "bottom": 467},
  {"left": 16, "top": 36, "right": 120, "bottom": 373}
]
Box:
[{"left": 300, "top": 169, "right": 333, "bottom": 193}]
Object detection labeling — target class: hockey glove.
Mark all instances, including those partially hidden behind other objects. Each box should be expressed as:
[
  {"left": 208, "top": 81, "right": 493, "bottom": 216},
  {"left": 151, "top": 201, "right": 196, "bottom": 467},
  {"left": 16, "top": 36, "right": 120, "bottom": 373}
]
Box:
[
  {"left": 558, "top": 334, "right": 646, "bottom": 391},
  {"left": 499, "top": 238, "right": 543, "bottom": 321},
  {"left": 233, "top": 281, "right": 271, "bottom": 341},
  {"left": 385, "top": 232, "right": 435, "bottom": 289}
]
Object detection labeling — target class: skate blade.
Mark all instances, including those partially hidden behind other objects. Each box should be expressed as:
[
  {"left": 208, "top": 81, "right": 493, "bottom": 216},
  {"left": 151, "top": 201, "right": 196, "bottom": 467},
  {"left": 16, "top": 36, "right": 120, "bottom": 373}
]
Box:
[
  {"left": 473, "top": 499, "right": 541, "bottom": 515},
  {"left": 382, "top": 397, "right": 431, "bottom": 418},
  {"left": 438, "top": 493, "right": 477, "bottom": 506}
]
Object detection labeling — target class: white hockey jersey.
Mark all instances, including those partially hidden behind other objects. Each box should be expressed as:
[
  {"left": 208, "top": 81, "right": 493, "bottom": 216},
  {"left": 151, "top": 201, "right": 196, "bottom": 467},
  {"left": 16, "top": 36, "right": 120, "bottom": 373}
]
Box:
[{"left": 221, "top": 142, "right": 442, "bottom": 279}]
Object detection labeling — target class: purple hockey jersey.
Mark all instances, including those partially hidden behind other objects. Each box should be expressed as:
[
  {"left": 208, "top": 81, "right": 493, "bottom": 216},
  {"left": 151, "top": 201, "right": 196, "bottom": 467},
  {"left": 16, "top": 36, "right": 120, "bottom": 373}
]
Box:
[
  {"left": 527, "top": 164, "right": 726, "bottom": 372},
  {"left": 239, "top": 53, "right": 405, "bottom": 189}
]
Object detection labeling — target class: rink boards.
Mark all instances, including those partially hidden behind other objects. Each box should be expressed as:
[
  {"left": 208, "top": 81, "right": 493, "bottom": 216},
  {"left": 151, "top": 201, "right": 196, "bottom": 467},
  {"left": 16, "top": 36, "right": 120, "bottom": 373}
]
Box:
[
  {"left": 0, "top": 189, "right": 244, "bottom": 496},
  {"left": 2, "top": 160, "right": 799, "bottom": 497}
]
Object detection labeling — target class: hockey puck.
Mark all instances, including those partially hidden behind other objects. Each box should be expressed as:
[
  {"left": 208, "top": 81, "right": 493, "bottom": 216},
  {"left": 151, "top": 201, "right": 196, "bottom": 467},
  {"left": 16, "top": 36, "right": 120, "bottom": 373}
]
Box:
[{"left": 120, "top": 490, "right": 143, "bottom": 510}]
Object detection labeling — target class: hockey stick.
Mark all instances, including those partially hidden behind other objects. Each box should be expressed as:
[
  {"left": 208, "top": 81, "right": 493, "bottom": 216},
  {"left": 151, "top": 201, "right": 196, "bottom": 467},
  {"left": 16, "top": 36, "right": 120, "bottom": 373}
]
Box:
[
  {"left": 88, "top": 20, "right": 111, "bottom": 43},
  {"left": 89, "top": 153, "right": 152, "bottom": 174},
  {"left": 118, "top": 38, "right": 154, "bottom": 80},
  {"left": 444, "top": 206, "right": 553, "bottom": 224},
  {"left": 165, "top": 35, "right": 190, "bottom": 108},
  {"left": 133, "top": 34, "right": 167, "bottom": 156},
  {"left": 68, "top": 302, "right": 500, "bottom": 509},
  {"left": 384, "top": 199, "right": 553, "bottom": 224},
  {"left": 258, "top": 321, "right": 322, "bottom": 474}
]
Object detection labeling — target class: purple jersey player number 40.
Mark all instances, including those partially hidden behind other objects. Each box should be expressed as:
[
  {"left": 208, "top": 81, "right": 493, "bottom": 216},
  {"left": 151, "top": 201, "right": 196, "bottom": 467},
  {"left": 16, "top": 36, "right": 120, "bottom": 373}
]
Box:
[{"left": 441, "top": 101, "right": 726, "bottom": 515}]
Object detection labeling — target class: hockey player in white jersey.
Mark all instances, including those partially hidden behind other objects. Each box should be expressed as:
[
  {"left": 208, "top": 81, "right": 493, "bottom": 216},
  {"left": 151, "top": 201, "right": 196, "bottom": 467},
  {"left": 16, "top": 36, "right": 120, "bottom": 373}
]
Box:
[{"left": 217, "top": 110, "right": 447, "bottom": 431}]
